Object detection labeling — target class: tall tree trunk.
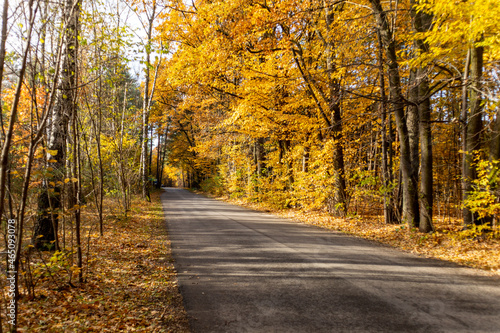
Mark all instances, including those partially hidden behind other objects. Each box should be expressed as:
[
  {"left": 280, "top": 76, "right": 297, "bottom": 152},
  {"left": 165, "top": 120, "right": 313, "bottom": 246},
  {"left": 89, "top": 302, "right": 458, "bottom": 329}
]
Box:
[
  {"left": 72, "top": 105, "right": 83, "bottom": 283},
  {"left": 33, "top": 0, "right": 80, "bottom": 249},
  {"left": 0, "top": 0, "right": 34, "bottom": 226},
  {"left": 407, "top": 69, "right": 420, "bottom": 228},
  {"left": 159, "top": 123, "right": 169, "bottom": 187},
  {"left": 0, "top": 0, "right": 8, "bottom": 142},
  {"left": 324, "top": 0, "right": 347, "bottom": 216},
  {"left": 461, "top": 49, "right": 471, "bottom": 213},
  {"left": 68, "top": 89, "right": 82, "bottom": 283},
  {"left": 141, "top": 78, "right": 150, "bottom": 200},
  {"left": 87, "top": 80, "right": 104, "bottom": 234},
  {"left": 369, "top": 0, "right": 419, "bottom": 227},
  {"left": 330, "top": 92, "right": 347, "bottom": 216},
  {"left": 149, "top": 125, "right": 153, "bottom": 181},
  {"left": 377, "top": 29, "right": 395, "bottom": 224},
  {"left": 408, "top": 68, "right": 420, "bottom": 181},
  {"left": 156, "top": 127, "right": 161, "bottom": 188},
  {"left": 140, "top": 3, "right": 156, "bottom": 201},
  {"left": 119, "top": 82, "right": 130, "bottom": 213},
  {"left": 96, "top": 107, "right": 104, "bottom": 234},
  {"left": 463, "top": 45, "right": 484, "bottom": 226},
  {"left": 418, "top": 67, "right": 433, "bottom": 232},
  {"left": 411, "top": 0, "right": 434, "bottom": 232}
]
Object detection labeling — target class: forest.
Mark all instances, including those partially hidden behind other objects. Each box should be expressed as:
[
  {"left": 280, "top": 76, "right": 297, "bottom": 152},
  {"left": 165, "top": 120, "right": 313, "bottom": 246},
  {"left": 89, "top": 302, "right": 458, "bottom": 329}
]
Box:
[
  {"left": 156, "top": 0, "right": 500, "bottom": 231},
  {"left": 0, "top": 0, "right": 499, "bottom": 331}
]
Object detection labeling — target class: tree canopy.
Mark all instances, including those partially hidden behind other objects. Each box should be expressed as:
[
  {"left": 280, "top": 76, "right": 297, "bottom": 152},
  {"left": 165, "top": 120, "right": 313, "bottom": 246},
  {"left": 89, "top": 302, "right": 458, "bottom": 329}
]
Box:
[{"left": 0, "top": 0, "right": 499, "bottom": 330}]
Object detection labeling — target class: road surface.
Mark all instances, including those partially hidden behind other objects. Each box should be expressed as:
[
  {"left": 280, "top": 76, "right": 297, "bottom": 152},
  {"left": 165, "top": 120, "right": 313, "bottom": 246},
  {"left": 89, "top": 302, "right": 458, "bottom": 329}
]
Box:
[{"left": 161, "top": 188, "right": 500, "bottom": 333}]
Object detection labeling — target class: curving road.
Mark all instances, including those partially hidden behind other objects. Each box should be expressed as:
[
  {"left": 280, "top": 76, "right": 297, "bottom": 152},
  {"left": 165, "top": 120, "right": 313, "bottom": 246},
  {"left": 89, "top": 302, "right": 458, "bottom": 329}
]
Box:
[{"left": 161, "top": 188, "right": 500, "bottom": 333}]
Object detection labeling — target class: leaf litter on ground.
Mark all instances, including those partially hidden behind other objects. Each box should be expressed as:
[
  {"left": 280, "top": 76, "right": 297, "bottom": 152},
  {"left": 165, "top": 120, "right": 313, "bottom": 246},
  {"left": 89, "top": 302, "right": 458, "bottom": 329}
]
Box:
[
  {"left": 205, "top": 193, "right": 500, "bottom": 277},
  {"left": 15, "top": 191, "right": 189, "bottom": 332}
]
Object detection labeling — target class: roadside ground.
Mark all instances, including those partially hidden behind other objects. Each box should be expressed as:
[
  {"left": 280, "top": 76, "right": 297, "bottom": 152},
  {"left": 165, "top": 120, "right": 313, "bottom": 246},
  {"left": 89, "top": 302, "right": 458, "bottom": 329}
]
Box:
[
  {"left": 206, "top": 193, "right": 500, "bottom": 276},
  {"left": 16, "top": 191, "right": 189, "bottom": 332}
]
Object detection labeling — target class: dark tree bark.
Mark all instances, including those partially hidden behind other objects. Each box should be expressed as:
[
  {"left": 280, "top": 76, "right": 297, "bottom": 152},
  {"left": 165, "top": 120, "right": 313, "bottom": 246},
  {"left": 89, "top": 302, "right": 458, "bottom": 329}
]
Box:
[
  {"left": 369, "top": 0, "right": 419, "bottom": 227},
  {"left": 418, "top": 66, "right": 434, "bottom": 232},
  {"left": 156, "top": 129, "right": 162, "bottom": 189},
  {"left": 69, "top": 90, "right": 82, "bottom": 282},
  {"left": 320, "top": 0, "right": 347, "bottom": 216},
  {"left": 377, "top": 29, "right": 396, "bottom": 224},
  {"left": 463, "top": 45, "right": 484, "bottom": 226},
  {"left": 33, "top": 0, "right": 80, "bottom": 249},
  {"left": 255, "top": 137, "right": 266, "bottom": 176},
  {"left": 407, "top": 70, "right": 420, "bottom": 212},
  {"left": 418, "top": 70, "right": 434, "bottom": 232},
  {"left": 140, "top": 2, "right": 157, "bottom": 202},
  {"left": 410, "top": 0, "right": 434, "bottom": 232}
]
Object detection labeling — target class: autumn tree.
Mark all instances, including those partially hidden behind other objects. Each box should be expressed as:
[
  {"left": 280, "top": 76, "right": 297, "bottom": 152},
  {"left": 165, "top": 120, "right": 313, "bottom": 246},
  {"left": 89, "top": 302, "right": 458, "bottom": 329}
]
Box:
[
  {"left": 33, "top": 0, "right": 81, "bottom": 249},
  {"left": 127, "top": 0, "right": 164, "bottom": 201},
  {"left": 417, "top": 0, "right": 500, "bottom": 225}
]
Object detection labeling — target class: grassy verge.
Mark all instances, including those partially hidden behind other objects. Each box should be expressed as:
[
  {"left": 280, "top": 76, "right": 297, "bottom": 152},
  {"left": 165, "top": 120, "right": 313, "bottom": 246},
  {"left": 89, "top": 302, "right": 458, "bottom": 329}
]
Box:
[
  {"left": 207, "top": 194, "right": 500, "bottom": 276},
  {"left": 17, "top": 191, "right": 189, "bottom": 332}
]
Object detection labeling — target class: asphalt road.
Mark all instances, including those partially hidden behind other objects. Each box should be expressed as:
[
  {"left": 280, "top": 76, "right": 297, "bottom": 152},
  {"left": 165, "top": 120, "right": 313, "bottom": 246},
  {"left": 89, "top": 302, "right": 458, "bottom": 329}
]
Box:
[{"left": 161, "top": 188, "right": 500, "bottom": 333}]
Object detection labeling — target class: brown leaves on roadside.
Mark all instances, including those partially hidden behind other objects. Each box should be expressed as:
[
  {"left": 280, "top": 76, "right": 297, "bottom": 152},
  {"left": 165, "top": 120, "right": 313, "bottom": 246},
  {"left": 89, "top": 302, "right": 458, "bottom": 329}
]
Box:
[
  {"left": 217, "top": 195, "right": 500, "bottom": 276},
  {"left": 17, "top": 192, "right": 189, "bottom": 332}
]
